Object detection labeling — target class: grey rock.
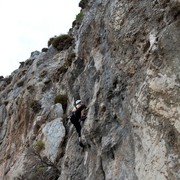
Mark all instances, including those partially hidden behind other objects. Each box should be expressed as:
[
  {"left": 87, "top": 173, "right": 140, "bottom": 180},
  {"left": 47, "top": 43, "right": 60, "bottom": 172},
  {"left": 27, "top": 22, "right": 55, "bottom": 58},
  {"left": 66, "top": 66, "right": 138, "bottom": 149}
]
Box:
[
  {"left": 0, "top": 0, "right": 179, "bottom": 180},
  {"left": 48, "top": 103, "right": 64, "bottom": 121},
  {"left": 42, "top": 118, "right": 65, "bottom": 162}
]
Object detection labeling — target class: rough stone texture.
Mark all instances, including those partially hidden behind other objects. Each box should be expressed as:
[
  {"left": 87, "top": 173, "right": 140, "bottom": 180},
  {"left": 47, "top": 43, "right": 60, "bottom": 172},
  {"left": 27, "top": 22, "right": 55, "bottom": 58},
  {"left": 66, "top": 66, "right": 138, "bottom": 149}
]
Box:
[
  {"left": 0, "top": 0, "right": 180, "bottom": 179},
  {"left": 42, "top": 118, "right": 65, "bottom": 162}
]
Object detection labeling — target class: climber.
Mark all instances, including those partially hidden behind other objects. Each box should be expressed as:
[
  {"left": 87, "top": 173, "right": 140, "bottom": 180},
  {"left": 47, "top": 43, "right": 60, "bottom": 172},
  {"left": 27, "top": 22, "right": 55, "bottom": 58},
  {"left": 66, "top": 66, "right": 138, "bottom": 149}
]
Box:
[{"left": 68, "top": 99, "right": 87, "bottom": 147}]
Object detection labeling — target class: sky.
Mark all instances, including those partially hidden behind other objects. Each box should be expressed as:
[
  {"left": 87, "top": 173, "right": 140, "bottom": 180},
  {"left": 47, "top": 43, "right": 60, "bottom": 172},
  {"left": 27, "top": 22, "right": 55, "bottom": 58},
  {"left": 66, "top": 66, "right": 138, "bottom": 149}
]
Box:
[{"left": 0, "top": 0, "right": 81, "bottom": 77}]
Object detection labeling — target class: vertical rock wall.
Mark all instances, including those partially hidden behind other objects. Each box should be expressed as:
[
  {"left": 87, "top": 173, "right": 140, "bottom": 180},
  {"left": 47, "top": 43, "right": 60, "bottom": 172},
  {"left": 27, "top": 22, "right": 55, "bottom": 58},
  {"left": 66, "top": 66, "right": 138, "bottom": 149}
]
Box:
[{"left": 0, "top": 0, "right": 179, "bottom": 179}]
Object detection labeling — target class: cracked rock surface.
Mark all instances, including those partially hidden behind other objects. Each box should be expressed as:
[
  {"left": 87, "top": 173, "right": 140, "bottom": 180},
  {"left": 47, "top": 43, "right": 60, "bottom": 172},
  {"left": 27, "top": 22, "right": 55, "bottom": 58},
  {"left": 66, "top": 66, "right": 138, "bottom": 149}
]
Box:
[{"left": 0, "top": 0, "right": 180, "bottom": 179}]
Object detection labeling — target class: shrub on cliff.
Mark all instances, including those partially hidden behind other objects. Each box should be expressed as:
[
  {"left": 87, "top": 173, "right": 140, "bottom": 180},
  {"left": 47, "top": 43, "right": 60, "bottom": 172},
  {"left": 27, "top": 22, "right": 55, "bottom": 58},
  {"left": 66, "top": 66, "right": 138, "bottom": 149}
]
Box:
[
  {"left": 76, "top": 11, "right": 84, "bottom": 22},
  {"left": 51, "top": 35, "right": 74, "bottom": 51},
  {"left": 48, "top": 37, "right": 56, "bottom": 47},
  {"left": 54, "top": 94, "right": 68, "bottom": 112},
  {"left": 41, "top": 48, "right": 48, "bottom": 52},
  {"left": 79, "top": 0, "right": 88, "bottom": 9},
  {"left": 33, "top": 140, "right": 45, "bottom": 152},
  {"left": 20, "top": 146, "right": 60, "bottom": 179},
  {"left": 72, "top": 11, "right": 84, "bottom": 27}
]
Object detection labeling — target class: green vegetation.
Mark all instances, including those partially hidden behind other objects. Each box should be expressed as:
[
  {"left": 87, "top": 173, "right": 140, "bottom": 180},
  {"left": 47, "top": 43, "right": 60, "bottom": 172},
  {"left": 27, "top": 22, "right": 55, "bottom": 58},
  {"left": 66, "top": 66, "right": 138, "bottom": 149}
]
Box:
[
  {"left": 54, "top": 94, "right": 68, "bottom": 112},
  {"left": 30, "top": 100, "right": 41, "bottom": 113},
  {"left": 72, "top": 11, "right": 84, "bottom": 27},
  {"left": 76, "top": 11, "right": 84, "bottom": 22},
  {"left": 33, "top": 140, "right": 45, "bottom": 152},
  {"left": 51, "top": 34, "right": 74, "bottom": 51}
]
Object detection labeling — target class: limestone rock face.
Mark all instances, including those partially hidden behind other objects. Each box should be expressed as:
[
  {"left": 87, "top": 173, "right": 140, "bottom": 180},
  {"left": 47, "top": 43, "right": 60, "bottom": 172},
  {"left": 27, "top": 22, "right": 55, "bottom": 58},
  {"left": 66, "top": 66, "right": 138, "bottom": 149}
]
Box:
[
  {"left": 0, "top": 0, "right": 180, "bottom": 180},
  {"left": 42, "top": 118, "right": 65, "bottom": 162}
]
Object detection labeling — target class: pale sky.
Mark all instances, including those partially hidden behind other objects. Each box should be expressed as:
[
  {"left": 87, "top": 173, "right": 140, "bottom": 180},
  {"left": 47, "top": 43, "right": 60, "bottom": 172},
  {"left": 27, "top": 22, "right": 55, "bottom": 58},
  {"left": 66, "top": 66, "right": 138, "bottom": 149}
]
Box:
[{"left": 0, "top": 0, "right": 80, "bottom": 77}]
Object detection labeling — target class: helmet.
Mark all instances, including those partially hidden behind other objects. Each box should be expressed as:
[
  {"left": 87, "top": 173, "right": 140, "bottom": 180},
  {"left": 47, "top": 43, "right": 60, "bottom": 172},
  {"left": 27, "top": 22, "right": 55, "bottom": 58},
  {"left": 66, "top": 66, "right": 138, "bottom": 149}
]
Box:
[{"left": 75, "top": 100, "right": 81, "bottom": 105}]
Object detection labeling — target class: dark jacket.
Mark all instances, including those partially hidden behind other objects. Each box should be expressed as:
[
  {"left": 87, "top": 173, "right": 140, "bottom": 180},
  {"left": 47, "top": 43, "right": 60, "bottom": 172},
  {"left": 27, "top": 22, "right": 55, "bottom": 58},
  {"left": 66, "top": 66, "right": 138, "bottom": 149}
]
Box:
[
  {"left": 74, "top": 104, "right": 86, "bottom": 120},
  {"left": 69, "top": 104, "right": 86, "bottom": 124}
]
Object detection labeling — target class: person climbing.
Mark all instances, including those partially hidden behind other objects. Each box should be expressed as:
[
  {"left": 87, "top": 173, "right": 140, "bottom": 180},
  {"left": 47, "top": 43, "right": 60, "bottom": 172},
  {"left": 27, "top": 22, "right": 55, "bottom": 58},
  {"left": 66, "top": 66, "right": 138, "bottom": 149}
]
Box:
[{"left": 68, "top": 99, "right": 87, "bottom": 147}]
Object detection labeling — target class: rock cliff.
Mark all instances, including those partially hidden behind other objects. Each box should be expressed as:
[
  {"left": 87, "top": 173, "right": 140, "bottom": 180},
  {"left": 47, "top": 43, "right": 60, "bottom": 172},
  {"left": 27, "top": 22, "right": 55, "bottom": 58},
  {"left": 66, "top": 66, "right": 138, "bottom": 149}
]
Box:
[{"left": 0, "top": 0, "right": 180, "bottom": 179}]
